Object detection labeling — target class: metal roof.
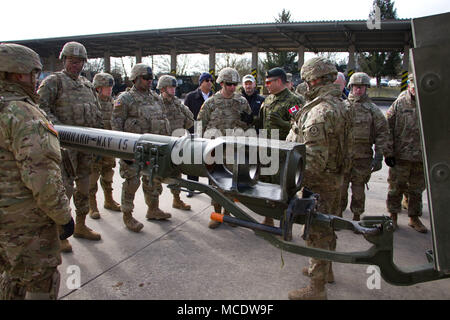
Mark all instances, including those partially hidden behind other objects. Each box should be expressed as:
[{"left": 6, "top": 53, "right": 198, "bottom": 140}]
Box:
[{"left": 4, "top": 19, "right": 412, "bottom": 59}]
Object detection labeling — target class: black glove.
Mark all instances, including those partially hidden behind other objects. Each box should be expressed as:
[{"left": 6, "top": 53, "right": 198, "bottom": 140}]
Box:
[
  {"left": 59, "top": 217, "right": 74, "bottom": 240},
  {"left": 371, "top": 152, "right": 383, "bottom": 172},
  {"left": 268, "top": 112, "right": 291, "bottom": 131},
  {"left": 240, "top": 111, "right": 253, "bottom": 125},
  {"left": 385, "top": 156, "right": 396, "bottom": 168}
]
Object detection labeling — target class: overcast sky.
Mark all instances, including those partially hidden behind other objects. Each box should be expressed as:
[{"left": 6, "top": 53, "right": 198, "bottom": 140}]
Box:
[{"left": 1, "top": 0, "right": 450, "bottom": 41}]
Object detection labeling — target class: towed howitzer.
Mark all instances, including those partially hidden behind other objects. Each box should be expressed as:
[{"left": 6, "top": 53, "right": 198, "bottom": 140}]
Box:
[
  {"left": 55, "top": 120, "right": 448, "bottom": 286},
  {"left": 54, "top": 12, "right": 450, "bottom": 287}
]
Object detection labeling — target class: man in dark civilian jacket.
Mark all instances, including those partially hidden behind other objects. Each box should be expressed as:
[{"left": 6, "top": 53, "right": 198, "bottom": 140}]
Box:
[
  {"left": 183, "top": 72, "right": 213, "bottom": 197},
  {"left": 239, "top": 74, "right": 265, "bottom": 118}
]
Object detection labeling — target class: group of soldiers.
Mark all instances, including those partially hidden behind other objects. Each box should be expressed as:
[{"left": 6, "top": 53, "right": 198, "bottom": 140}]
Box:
[{"left": 0, "top": 40, "right": 426, "bottom": 300}]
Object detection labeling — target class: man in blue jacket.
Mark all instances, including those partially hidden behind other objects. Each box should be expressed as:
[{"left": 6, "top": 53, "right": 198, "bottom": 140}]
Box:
[{"left": 183, "top": 72, "right": 213, "bottom": 197}]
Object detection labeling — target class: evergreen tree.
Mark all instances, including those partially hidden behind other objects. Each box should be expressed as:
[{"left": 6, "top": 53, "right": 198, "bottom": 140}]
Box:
[
  {"left": 359, "top": 0, "right": 401, "bottom": 86},
  {"left": 262, "top": 9, "right": 298, "bottom": 74}
]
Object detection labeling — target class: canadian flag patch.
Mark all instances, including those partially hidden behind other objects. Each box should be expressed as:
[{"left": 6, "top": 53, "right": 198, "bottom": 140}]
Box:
[{"left": 289, "top": 105, "right": 299, "bottom": 115}]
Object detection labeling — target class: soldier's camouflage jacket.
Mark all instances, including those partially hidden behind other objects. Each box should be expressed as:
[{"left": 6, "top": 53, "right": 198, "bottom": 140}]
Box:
[
  {"left": 160, "top": 95, "right": 194, "bottom": 133},
  {"left": 346, "top": 93, "right": 391, "bottom": 159},
  {"left": 287, "top": 83, "right": 352, "bottom": 181},
  {"left": 386, "top": 90, "right": 422, "bottom": 162},
  {"left": 0, "top": 80, "right": 72, "bottom": 230},
  {"left": 37, "top": 71, "right": 103, "bottom": 128},
  {"left": 259, "top": 88, "right": 303, "bottom": 140},
  {"left": 98, "top": 95, "right": 114, "bottom": 130},
  {"left": 197, "top": 91, "right": 252, "bottom": 135},
  {"left": 112, "top": 86, "right": 170, "bottom": 135}
]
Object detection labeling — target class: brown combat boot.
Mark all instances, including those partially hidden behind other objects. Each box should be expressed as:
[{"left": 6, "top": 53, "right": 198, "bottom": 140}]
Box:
[
  {"left": 408, "top": 216, "right": 428, "bottom": 233},
  {"left": 73, "top": 214, "right": 101, "bottom": 240},
  {"left": 208, "top": 204, "right": 222, "bottom": 229},
  {"left": 123, "top": 211, "right": 144, "bottom": 233},
  {"left": 390, "top": 213, "right": 398, "bottom": 230},
  {"left": 262, "top": 217, "right": 274, "bottom": 227},
  {"left": 60, "top": 239, "right": 73, "bottom": 253},
  {"left": 172, "top": 194, "right": 191, "bottom": 210},
  {"left": 88, "top": 194, "right": 100, "bottom": 219},
  {"left": 288, "top": 279, "right": 327, "bottom": 300},
  {"left": 146, "top": 200, "right": 171, "bottom": 220},
  {"left": 104, "top": 189, "right": 121, "bottom": 211},
  {"left": 302, "top": 266, "right": 334, "bottom": 284}
]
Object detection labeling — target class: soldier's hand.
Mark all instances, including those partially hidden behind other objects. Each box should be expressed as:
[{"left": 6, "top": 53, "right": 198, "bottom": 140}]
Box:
[
  {"left": 385, "top": 156, "right": 396, "bottom": 168},
  {"left": 240, "top": 111, "right": 253, "bottom": 125},
  {"left": 59, "top": 217, "right": 74, "bottom": 240},
  {"left": 268, "top": 112, "right": 290, "bottom": 130},
  {"left": 371, "top": 153, "right": 383, "bottom": 172}
]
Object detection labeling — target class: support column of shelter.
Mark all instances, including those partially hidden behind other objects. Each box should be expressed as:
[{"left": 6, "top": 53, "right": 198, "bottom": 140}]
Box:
[
  {"left": 170, "top": 49, "right": 177, "bottom": 75},
  {"left": 251, "top": 47, "right": 258, "bottom": 83},
  {"left": 346, "top": 44, "right": 356, "bottom": 79},
  {"left": 135, "top": 48, "right": 142, "bottom": 64},
  {"left": 401, "top": 43, "right": 410, "bottom": 92},
  {"left": 297, "top": 45, "right": 305, "bottom": 75},
  {"left": 104, "top": 51, "right": 111, "bottom": 73},
  {"left": 209, "top": 48, "right": 216, "bottom": 92}
]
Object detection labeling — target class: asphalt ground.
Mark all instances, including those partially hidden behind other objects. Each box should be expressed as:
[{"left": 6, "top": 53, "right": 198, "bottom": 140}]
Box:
[{"left": 56, "top": 103, "right": 450, "bottom": 301}]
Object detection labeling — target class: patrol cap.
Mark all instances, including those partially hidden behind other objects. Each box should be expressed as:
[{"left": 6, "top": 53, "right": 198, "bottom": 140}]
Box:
[
  {"left": 242, "top": 74, "right": 256, "bottom": 84},
  {"left": 93, "top": 72, "right": 114, "bottom": 88},
  {"left": 0, "top": 43, "right": 42, "bottom": 74},
  {"left": 157, "top": 75, "right": 177, "bottom": 89},
  {"left": 265, "top": 67, "right": 287, "bottom": 82}
]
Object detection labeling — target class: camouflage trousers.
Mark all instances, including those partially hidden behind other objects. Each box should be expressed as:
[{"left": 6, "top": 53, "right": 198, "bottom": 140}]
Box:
[
  {"left": 61, "top": 149, "right": 93, "bottom": 216},
  {"left": 387, "top": 160, "right": 425, "bottom": 217},
  {"left": 341, "top": 158, "right": 372, "bottom": 216},
  {"left": 119, "top": 160, "right": 163, "bottom": 213},
  {"left": 89, "top": 156, "right": 117, "bottom": 195},
  {"left": 303, "top": 173, "right": 342, "bottom": 282},
  {"left": 0, "top": 223, "right": 61, "bottom": 299}
]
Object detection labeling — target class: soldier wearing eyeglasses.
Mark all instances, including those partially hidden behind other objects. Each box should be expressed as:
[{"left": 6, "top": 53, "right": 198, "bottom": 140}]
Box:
[
  {"left": 111, "top": 63, "right": 172, "bottom": 233},
  {"left": 197, "top": 67, "right": 252, "bottom": 229}
]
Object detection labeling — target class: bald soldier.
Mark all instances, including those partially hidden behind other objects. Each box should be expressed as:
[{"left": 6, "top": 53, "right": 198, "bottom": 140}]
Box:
[
  {"left": 0, "top": 43, "right": 74, "bottom": 299},
  {"left": 157, "top": 75, "right": 194, "bottom": 211},
  {"left": 38, "top": 41, "right": 104, "bottom": 252},
  {"left": 112, "top": 64, "right": 172, "bottom": 233}
]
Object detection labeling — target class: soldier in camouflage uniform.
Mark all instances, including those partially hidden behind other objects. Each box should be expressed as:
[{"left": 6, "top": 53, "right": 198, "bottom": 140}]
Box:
[
  {"left": 38, "top": 42, "right": 104, "bottom": 252},
  {"left": 259, "top": 67, "right": 303, "bottom": 226},
  {"left": 385, "top": 73, "right": 427, "bottom": 233},
  {"left": 157, "top": 75, "right": 194, "bottom": 211},
  {"left": 0, "top": 44, "right": 74, "bottom": 299},
  {"left": 286, "top": 57, "right": 352, "bottom": 300},
  {"left": 197, "top": 67, "right": 252, "bottom": 229},
  {"left": 88, "top": 73, "right": 121, "bottom": 219},
  {"left": 340, "top": 72, "right": 392, "bottom": 221},
  {"left": 112, "top": 64, "right": 172, "bottom": 233}
]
